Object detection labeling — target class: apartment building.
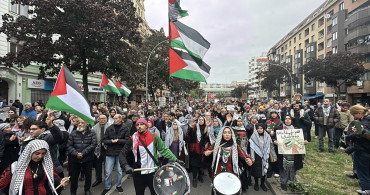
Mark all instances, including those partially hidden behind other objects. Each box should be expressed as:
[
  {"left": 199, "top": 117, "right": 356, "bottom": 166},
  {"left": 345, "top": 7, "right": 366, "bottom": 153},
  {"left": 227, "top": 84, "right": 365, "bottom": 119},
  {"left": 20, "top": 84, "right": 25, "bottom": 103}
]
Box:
[
  {"left": 267, "top": 0, "right": 370, "bottom": 104},
  {"left": 248, "top": 53, "right": 268, "bottom": 99}
]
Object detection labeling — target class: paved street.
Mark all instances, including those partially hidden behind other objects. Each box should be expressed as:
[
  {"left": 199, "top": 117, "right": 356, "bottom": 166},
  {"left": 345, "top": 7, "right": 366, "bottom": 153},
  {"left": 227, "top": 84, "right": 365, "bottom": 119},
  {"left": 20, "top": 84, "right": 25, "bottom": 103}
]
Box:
[{"left": 63, "top": 168, "right": 274, "bottom": 195}]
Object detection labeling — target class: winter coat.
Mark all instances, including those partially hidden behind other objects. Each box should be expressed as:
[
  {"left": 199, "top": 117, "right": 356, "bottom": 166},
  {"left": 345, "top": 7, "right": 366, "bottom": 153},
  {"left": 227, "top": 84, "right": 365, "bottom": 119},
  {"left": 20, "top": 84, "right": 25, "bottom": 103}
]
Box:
[
  {"left": 67, "top": 128, "right": 97, "bottom": 163},
  {"left": 335, "top": 110, "right": 353, "bottom": 129},
  {"left": 314, "top": 106, "right": 340, "bottom": 127},
  {"left": 103, "top": 123, "right": 130, "bottom": 156},
  {"left": 0, "top": 133, "right": 19, "bottom": 174}
]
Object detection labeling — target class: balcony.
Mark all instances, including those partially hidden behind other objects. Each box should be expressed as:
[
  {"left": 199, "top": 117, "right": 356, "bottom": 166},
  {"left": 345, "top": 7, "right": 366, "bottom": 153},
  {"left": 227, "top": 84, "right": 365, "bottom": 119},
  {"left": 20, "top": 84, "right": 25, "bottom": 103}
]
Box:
[
  {"left": 345, "top": 6, "right": 370, "bottom": 29},
  {"left": 344, "top": 25, "right": 370, "bottom": 44}
]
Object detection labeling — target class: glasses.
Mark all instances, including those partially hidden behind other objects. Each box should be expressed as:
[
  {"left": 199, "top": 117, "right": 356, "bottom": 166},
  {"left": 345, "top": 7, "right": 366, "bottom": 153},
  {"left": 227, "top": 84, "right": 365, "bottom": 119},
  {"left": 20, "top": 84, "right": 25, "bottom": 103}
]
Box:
[{"left": 30, "top": 128, "right": 40, "bottom": 131}]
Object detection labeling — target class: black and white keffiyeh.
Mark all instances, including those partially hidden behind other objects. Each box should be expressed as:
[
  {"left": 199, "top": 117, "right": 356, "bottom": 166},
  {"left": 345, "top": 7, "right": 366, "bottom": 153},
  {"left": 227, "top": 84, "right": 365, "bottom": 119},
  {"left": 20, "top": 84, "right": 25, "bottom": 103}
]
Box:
[
  {"left": 196, "top": 116, "right": 206, "bottom": 142},
  {"left": 211, "top": 126, "right": 239, "bottom": 175},
  {"left": 165, "top": 120, "right": 184, "bottom": 155},
  {"left": 9, "top": 140, "right": 57, "bottom": 195}
]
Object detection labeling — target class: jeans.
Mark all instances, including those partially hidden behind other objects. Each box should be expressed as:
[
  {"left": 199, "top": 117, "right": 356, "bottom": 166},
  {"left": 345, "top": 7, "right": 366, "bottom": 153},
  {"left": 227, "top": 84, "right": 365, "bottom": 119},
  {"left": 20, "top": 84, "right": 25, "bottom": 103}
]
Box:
[
  {"left": 318, "top": 125, "right": 334, "bottom": 152},
  {"left": 104, "top": 155, "right": 122, "bottom": 189},
  {"left": 353, "top": 151, "right": 370, "bottom": 190}
]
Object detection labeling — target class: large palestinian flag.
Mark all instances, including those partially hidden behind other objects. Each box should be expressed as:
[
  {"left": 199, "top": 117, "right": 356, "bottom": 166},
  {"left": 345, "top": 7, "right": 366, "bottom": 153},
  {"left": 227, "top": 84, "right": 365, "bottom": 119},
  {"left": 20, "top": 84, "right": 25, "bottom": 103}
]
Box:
[
  {"left": 169, "top": 21, "right": 210, "bottom": 61},
  {"left": 100, "top": 74, "right": 121, "bottom": 96},
  {"left": 116, "top": 80, "right": 131, "bottom": 97},
  {"left": 168, "top": 0, "right": 188, "bottom": 22},
  {"left": 169, "top": 47, "right": 210, "bottom": 82},
  {"left": 46, "top": 65, "right": 94, "bottom": 125}
]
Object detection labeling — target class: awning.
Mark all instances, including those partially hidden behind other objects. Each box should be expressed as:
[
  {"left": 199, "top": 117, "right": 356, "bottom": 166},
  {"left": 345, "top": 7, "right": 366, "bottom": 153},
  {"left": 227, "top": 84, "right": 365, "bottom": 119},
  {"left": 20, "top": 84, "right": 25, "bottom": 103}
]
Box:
[{"left": 303, "top": 92, "right": 324, "bottom": 99}]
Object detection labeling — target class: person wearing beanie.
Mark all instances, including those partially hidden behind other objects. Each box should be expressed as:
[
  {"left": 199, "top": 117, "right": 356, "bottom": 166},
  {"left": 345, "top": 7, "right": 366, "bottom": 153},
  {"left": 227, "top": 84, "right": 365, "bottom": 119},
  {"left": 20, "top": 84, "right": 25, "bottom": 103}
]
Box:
[
  {"left": 102, "top": 114, "right": 130, "bottom": 195},
  {"left": 119, "top": 118, "right": 185, "bottom": 195},
  {"left": 21, "top": 102, "right": 37, "bottom": 119}
]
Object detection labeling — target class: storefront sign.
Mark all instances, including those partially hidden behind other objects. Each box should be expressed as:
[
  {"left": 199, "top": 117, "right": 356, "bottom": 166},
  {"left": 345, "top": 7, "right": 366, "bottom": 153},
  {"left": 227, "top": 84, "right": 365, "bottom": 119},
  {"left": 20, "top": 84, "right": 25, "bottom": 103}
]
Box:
[
  {"left": 78, "top": 85, "right": 104, "bottom": 93},
  {"left": 28, "top": 79, "right": 45, "bottom": 89}
]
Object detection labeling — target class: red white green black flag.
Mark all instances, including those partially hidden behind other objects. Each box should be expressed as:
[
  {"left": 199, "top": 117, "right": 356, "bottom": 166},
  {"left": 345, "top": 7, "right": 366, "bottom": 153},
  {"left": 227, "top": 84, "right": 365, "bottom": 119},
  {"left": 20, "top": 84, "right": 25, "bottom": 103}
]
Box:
[{"left": 46, "top": 65, "right": 95, "bottom": 125}]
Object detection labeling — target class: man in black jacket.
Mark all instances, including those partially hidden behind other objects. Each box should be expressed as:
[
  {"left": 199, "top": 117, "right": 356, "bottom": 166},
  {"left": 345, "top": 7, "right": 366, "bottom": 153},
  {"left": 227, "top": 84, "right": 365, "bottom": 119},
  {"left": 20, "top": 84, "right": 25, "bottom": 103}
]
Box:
[
  {"left": 102, "top": 114, "right": 130, "bottom": 195},
  {"left": 67, "top": 118, "right": 97, "bottom": 195},
  {"left": 291, "top": 102, "right": 311, "bottom": 141}
]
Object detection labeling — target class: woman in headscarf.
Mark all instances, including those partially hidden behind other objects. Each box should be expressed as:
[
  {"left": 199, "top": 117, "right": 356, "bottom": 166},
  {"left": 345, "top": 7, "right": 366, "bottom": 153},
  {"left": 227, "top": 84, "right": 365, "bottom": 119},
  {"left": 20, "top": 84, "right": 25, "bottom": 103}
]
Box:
[
  {"left": 0, "top": 140, "right": 70, "bottom": 195},
  {"left": 273, "top": 115, "right": 304, "bottom": 191},
  {"left": 208, "top": 118, "right": 223, "bottom": 145},
  {"left": 249, "top": 123, "right": 277, "bottom": 192},
  {"left": 185, "top": 115, "right": 209, "bottom": 188},
  {"left": 165, "top": 120, "right": 184, "bottom": 159},
  {"left": 0, "top": 123, "right": 19, "bottom": 175},
  {"left": 107, "top": 108, "right": 117, "bottom": 126},
  {"left": 204, "top": 126, "right": 252, "bottom": 178}
]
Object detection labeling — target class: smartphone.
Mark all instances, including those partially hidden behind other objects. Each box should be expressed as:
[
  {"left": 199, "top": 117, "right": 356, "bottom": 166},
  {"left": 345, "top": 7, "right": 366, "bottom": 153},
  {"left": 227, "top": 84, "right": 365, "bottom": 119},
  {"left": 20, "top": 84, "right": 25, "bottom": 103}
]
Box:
[{"left": 354, "top": 120, "right": 362, "bottom": 134}]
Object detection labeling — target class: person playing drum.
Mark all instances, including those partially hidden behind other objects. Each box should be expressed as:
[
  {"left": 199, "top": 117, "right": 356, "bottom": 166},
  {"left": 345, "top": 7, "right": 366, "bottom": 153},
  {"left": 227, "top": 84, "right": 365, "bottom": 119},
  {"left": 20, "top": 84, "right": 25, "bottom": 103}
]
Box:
[
  {"left": 204, "top": 126, "right": 253, "bottom": 192},
  {"left": 119, "top": 118, "right": 185, "bottom": 195}
]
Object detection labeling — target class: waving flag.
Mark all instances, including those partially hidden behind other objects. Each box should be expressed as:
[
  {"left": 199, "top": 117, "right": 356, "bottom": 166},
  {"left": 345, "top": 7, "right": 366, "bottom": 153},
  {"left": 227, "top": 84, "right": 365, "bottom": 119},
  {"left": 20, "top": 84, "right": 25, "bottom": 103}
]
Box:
[
  {"left": 169, "top": 21, "right": 210, "bottom": 61},
  {"left": 169, "top": 0, "right": 188, "bottom": 22},
  {"left": 46, "top": 65, "right": 94, "bottom": 125},
  {"left": 116, "top": 80, "right": 131, "bottom": 97},
  {"left": 100, "top": 74, "right": 121, "bottom": 96},
  {"left": 169, "top": 48, "right": 210, "bottom": 82}
]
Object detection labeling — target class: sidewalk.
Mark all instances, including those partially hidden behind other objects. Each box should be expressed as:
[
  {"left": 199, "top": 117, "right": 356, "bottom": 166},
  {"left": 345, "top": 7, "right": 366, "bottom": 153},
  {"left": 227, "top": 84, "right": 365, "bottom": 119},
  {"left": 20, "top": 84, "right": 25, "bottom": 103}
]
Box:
[{"left": 266, "top": 176, "right": 298, "bottom": 195}]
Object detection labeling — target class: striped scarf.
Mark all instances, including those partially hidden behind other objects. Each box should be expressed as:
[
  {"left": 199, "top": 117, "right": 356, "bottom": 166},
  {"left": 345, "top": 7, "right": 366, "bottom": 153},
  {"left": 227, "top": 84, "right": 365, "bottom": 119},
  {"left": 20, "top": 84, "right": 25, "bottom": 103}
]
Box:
[{"left": 10, "top": 140, "right": 57, "bottom": 195}]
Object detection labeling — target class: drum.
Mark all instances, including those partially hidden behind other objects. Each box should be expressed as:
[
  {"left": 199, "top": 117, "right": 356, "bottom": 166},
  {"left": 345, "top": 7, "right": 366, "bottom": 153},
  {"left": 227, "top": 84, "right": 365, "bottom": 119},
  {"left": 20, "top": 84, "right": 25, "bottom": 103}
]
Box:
[
  {"left": 213, "top": 172, "right": 241, "bottom": 195},
  {"left": 153, "top": 162, "right": 190, "bottom": 195}
]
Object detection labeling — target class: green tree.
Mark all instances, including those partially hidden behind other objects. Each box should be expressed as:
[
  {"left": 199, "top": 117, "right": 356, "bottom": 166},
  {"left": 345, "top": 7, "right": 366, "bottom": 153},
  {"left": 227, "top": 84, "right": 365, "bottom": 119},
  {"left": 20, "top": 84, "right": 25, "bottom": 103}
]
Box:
[
  {"left": 1, "top": 0, "right": 142, "bottom": 97},
  {"left": 258, "top": 63, "right": 294, "bottom": 97},
  {"left": 231, "top": 85, "right": 245, "bottom": 98},
  {"left": 303, "top": 53, "right": 366, "bottom": 102}
]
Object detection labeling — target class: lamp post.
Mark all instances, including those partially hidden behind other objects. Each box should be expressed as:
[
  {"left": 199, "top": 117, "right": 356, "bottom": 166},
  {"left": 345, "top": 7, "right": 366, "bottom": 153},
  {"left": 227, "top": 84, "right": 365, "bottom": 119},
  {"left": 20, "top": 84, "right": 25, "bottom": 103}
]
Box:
[
  {"left": 260, "top": 63, "right": 293, "bottom": 100},
  {"left": 146, "top": 39, "right": 168, "bottom": 102}
]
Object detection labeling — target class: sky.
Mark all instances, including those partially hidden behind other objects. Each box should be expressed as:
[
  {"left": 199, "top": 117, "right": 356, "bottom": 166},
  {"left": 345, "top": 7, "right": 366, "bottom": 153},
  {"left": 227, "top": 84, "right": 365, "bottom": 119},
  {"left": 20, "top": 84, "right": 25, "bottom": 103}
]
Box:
[{"left": 144, "top": 0, "right": 327, "bottom": 84}]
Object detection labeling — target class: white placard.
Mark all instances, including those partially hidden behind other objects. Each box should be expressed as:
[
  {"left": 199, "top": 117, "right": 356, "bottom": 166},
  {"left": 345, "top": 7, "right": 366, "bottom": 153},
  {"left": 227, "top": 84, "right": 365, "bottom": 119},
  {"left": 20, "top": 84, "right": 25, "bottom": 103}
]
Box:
[{"left": 276, "top": 128, "right": 306, "bottom": 154}]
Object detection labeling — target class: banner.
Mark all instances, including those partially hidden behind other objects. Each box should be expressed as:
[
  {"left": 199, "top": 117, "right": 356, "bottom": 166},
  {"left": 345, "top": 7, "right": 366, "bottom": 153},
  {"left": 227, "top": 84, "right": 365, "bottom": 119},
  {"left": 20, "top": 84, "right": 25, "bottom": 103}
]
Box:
[{"left": 276, "top": 128, "right": 306, "bottom": 154}]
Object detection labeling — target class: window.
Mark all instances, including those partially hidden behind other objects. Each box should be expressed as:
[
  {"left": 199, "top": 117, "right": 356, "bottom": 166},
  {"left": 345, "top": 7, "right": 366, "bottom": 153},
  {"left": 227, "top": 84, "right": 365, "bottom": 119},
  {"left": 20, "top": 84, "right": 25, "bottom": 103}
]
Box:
[
  {"left": 319, "top": 82, "right": 324, "bottom": 87},
  {"left": 339, "top": 2, "right": 344, "bottom": 11},
  {"left": 366, "top": 54, "right": 370, "bottom": 63},
  {"left": 332, "top": 32, "right": 338, "bottom": 41},
  {"left": 332, "top": 46, "right": 338, "bottom": 54},
  {"left": 294, "top": 46, "right": 296, "bottom": 52},
  {"left": 306, "top": 46, "right": 310, "bottom": 53},
  {"left": 294, "top": 37, "right": 296, "bottom": 43},
  {"left": 299, "top": 43, "right": 301, "bottom": 50},
  {"left": 311, "top": 23, "right": 315, "bottom": 31},
  {"left": 332, "top": 17, "right": 337, "bottom": 26},
  {"left": 311, "top": 45, "right": 314, "bottom": 52},
  {"left": 352, "top": 0, "right": 357, "bottom": 2},
  {"left": 299, "top": 33, "right": 302, "bottom": 40},
  {"left": 11, "top": 3, "right": 28, "bottom": 16},
  {"left": 305, "top": 28, "right": 309, "bottom": 36},
  {"left": 10, "top": 42, "right": 23, "bottom": 56},
  {"left": 312, "top": 35, "right": 315, "bottom": 42},
  {"left": 289, "top": 41, "right": 291, "bottom": 46}
]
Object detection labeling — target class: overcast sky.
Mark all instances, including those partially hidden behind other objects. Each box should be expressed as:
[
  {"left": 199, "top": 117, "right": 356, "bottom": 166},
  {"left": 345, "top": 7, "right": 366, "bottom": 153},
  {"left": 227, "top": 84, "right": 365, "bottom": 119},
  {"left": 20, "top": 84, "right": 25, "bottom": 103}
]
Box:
[{"left": 144, "top": 0, "right": 326, "bottom": 84}]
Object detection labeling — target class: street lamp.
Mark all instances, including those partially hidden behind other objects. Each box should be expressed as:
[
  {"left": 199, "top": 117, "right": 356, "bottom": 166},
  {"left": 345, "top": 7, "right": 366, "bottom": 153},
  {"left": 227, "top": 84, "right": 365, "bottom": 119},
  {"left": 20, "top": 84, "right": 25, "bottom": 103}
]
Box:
[
  {"left": 260, "top": 63, "right": 293, "bottom": 100},
  {"left": 146, "top": 39, "right": 168, "bottom": 102}
]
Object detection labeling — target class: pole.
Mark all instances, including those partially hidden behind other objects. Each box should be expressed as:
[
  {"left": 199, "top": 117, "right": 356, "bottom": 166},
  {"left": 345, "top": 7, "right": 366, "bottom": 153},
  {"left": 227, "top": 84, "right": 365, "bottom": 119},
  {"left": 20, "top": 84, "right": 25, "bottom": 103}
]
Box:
[
  {"left": 260, "top": 63, "right": 293, "bottom": 100},
  {"left": 146, "top": 39, "right": 168, "bottom": 102}
]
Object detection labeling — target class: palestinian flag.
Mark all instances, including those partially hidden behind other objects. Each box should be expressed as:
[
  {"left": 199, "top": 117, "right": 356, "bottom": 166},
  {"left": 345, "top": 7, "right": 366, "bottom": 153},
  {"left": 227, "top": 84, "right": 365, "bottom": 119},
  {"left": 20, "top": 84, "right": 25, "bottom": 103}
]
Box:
[
  {"left": 46, "top": 65, "right": 94, "bottom": 125},
  {"left": 169, "top": 21, "right": 210, "bottom": 61},
  {"left": 100, "top": 74, "right": 121, "bottom": 96},
  {"left": 169, "top": 47, "right": 210, "bottom": 82},
  {"left": 116, "top": 80, "right": 131, "bottom": 97},
  {"left": 209, "top": 92, "right": 215, "bottom": 99},
  {"left": 168, "top": 0, "right": 188, "bottom": 22}
]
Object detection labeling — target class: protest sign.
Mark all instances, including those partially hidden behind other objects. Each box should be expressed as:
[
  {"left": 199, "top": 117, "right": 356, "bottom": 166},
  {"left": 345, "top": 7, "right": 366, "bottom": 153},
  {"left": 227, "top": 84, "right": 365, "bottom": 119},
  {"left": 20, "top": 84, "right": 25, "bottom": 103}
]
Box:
[{"left": 276, "top": 128, "right": 306, "bottom": 154}]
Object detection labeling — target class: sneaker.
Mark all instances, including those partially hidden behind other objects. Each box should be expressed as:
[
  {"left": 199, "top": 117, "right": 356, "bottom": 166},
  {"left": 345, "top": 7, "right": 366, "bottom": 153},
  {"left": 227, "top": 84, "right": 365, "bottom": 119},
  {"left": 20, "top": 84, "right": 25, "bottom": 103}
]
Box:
[
  {"left": 340, "top": 147, "right": 346, "bottom": 150},
  {"left": 116, "top": 186, "right": 123, "bottom": 194},
  {"left": 346, "top": 173, "right": 358, "bottom": 179},
  {"left": 273, "top": 174, "right": 280, "bottom": 178},
  {"left": 315, "top": 136, "right": 318, "bottom": 139},
  {"left": 101, "top": 189, "right": 110, "bottom": 195}
]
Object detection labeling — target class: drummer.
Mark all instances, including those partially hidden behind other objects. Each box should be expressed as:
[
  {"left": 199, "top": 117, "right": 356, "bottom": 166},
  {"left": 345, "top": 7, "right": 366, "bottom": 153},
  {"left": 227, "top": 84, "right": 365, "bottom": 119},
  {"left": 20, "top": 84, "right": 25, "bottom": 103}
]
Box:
[
  {"left": 204, "top": 126, "right": 253, "bottom": 181},
  {"left": 119, "top": 118, "right": 185, "bottom": 195}
]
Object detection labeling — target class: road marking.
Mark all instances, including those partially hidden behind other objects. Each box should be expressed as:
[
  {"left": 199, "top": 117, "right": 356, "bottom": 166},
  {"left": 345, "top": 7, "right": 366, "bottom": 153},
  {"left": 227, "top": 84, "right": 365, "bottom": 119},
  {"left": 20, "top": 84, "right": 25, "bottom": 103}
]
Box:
[{"left": 106, "top": 174, "right": 128, "bottom": 195}]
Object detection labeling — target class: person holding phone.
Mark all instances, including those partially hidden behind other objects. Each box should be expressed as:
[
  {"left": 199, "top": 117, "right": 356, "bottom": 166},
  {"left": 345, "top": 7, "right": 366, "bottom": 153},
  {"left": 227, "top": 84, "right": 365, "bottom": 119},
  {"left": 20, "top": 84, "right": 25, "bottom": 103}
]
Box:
[{"left": 0, "top": 123, "right": 20, "bottom": 174}]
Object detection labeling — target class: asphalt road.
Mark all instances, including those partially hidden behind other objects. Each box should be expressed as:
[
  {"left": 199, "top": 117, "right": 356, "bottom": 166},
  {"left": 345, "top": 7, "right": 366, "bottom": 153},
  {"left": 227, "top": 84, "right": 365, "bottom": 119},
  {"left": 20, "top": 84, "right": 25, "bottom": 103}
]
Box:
[{"left": 63, "top": 167, "right": 274, "bottom": 195}]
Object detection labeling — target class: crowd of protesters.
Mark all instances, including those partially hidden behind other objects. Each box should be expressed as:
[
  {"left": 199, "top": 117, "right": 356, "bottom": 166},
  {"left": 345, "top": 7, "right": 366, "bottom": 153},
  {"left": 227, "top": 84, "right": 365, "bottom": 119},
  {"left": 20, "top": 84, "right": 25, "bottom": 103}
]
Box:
[{"left": 0, "top": 94, "right": 368, "bottom": 194}]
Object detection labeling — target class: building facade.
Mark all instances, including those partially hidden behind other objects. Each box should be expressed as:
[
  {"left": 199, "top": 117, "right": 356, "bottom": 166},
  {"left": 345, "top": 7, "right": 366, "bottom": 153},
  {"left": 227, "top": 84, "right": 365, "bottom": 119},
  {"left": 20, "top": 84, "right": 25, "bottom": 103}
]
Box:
[
  {"left": 267, "top": 0, "right": 370, "bottom": 104},
  {"left": 248, "top": 53, "right": 268, "bottom": 99}
]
